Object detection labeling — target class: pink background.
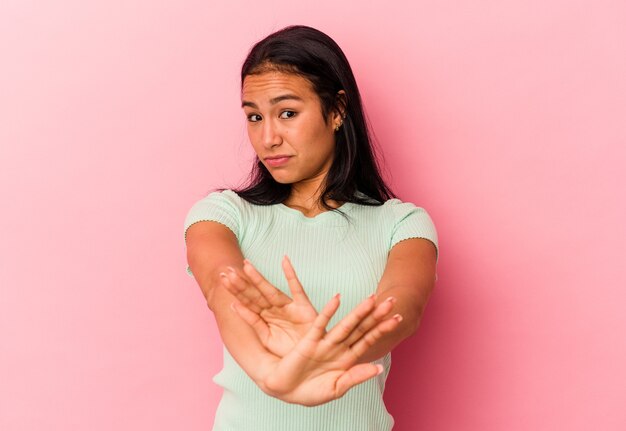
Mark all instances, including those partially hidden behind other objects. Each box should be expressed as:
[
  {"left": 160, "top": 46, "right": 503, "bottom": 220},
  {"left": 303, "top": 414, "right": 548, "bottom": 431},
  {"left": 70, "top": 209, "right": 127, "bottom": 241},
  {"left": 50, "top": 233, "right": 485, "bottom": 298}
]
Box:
[{"left": 1, "top": 1, "right": 625, "bottom": 430}]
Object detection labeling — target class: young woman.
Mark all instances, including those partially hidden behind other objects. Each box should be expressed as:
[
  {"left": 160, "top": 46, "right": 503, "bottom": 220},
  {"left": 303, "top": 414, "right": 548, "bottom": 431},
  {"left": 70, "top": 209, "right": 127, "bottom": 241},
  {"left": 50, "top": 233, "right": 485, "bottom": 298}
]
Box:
[{"left": 184, "top": 25, "right": 438, "bottom": 431}]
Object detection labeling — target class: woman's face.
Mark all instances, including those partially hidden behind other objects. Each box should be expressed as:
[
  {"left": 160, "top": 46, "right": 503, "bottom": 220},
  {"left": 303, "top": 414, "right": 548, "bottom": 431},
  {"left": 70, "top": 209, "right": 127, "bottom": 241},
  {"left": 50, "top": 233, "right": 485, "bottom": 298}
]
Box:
[{"left": 241, "top": 71, "right": 341, "bottom": 186}]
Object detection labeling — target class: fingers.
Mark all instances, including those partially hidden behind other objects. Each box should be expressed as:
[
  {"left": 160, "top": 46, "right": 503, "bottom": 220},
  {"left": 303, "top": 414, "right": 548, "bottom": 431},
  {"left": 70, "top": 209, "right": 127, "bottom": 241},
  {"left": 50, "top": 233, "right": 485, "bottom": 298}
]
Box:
[
  {"left": 220, "top": 267, "right": 271, "bottom": 313},
  {"left": 324, "top": 294, "right": 379, "bottom": 344},
  {"left": 335, "top": 363, "right": 383, "bottom": 398},
  {"left": 281, "top": 255, "right": 313, "bottom": 306},
  {"left": 305, "top": 294, "right": 341, "bottom": 341},
  {"left": 349, "top": 315, "right": 402, "bottom": 359},
  {"left": 242, "top": 259, "right": 292, "bottom": 307},
  {"left": 343, "top": 296, "right": 397, "bottom": 346}
]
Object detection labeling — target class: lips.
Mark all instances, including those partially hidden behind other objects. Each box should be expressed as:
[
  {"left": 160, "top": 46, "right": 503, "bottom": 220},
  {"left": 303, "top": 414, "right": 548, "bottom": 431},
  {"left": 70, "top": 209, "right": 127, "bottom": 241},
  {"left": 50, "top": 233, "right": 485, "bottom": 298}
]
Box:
[{"left": 264, "top": 155, "right": 292, "bottom": 167}]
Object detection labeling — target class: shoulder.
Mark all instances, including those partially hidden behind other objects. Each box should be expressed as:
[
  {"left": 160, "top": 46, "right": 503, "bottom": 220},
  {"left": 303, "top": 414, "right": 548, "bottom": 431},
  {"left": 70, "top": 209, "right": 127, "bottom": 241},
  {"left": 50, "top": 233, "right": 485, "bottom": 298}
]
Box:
[
  {"left": 353, "top": 193, "right": 432, "bottom": 222},
  {"left": 195, "top": 188, "right": 243, "bottom": 205},
  {"left": 376, "top": 196, "right": 438, "bottom": 258},
  {"left": 383, "top": 197, "right": 433, "bottom": 221},
  {"left": 186, "top": 189, "right": 251, "bottom": 215},
  {"left": 184, "top": 189, "right": 249, "bottom": 241}
]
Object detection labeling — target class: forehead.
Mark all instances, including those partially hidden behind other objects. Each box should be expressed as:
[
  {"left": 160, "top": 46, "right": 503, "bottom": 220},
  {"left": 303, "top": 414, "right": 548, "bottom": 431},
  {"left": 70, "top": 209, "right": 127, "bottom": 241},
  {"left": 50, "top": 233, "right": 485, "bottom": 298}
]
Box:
[{"left": 241, "top": 71, "right": 317, "bottom": 103}]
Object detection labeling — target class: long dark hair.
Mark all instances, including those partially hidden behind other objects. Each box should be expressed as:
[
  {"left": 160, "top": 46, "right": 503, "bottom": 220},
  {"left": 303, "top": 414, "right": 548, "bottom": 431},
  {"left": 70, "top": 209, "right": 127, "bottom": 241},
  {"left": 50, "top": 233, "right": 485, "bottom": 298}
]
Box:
[{"left": 230, "top": 25, "right": 396, "bottom": 213}]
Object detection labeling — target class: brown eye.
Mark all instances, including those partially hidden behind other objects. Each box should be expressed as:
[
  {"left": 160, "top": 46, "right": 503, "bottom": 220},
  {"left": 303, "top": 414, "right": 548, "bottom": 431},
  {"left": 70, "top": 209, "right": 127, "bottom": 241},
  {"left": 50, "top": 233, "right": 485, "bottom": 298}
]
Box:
[
  {"left": 247, "top": 114, "right": 262, "bottom": 122},
  {"left": 279, "top": 110, "right": 297, "bottom": 119}
]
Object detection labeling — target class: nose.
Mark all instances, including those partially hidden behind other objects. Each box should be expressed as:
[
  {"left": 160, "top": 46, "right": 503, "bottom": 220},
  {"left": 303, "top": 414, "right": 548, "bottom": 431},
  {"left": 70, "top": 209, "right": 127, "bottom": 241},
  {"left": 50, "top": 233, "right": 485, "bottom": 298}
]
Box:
[{"left": 260, "top": 118, "right": 282, "bottom": 149}]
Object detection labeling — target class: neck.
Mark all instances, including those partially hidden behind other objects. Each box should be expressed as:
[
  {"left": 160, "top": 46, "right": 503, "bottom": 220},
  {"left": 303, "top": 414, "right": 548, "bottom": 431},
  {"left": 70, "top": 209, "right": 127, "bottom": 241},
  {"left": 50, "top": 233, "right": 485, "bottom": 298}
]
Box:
[{"left": 284, "top": 176, "right": 342, "bottom": 212}]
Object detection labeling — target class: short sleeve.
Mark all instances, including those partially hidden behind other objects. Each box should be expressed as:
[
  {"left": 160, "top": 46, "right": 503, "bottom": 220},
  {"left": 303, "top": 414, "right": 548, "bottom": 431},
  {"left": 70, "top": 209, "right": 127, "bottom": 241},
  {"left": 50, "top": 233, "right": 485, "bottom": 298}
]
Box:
[
  {"left": 183, "top": 190, "right": 242, "bottom": 276},
  {"left": 388, "top": 200, "right": 439, "bottom": 261}
]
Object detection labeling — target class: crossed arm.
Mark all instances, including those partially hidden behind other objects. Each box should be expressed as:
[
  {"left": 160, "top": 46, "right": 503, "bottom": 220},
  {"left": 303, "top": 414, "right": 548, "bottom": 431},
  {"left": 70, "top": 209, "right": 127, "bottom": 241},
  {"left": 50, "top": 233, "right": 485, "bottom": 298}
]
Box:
[{"left": 185, "top": 220, "right": 437, "bottom": 405}]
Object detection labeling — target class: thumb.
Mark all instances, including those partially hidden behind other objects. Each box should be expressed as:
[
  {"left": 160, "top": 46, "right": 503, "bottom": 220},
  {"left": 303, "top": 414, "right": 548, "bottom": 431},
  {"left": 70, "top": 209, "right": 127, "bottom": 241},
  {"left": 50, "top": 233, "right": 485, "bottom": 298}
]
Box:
[{"left": 334, "top": 363, "right": 383, "bottom": 398}]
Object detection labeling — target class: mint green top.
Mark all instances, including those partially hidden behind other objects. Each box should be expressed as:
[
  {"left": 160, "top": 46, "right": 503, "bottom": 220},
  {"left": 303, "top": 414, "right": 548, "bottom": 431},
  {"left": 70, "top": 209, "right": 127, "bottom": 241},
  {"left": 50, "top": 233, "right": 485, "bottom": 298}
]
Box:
[{"left": 184, "top": 189, "right": 438, "bottom": 431}]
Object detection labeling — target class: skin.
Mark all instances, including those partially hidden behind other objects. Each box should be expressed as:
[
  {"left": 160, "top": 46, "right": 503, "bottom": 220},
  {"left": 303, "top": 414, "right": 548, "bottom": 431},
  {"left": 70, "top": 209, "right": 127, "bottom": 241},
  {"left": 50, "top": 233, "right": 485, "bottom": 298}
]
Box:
[
  {"left": 241, "top": 71, "right": 344, "bottom": 215},
  {"left": 185, "top": 70, "right": 437, "bottom": 406}
]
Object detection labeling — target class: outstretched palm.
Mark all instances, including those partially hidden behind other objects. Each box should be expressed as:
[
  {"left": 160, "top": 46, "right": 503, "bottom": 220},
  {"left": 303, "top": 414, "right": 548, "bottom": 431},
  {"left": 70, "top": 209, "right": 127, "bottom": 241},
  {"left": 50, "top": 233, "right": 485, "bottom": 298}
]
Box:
[
  {"left": 251, "top": 292, "right": 401, "bottom": 406},
  {"left": 221, "top": 256, "right": 318, "bottom": 356}
]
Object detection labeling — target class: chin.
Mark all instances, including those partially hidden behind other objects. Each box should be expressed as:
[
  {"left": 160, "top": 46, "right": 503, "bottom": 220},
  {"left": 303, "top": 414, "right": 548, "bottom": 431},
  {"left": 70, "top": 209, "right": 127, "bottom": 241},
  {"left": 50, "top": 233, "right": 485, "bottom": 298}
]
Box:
[
  {"left": 270, "top": 175, "right": 296, "bottom": 185},
  {"left": 266, "top": 168, "right": 296, "bottom": 184}
]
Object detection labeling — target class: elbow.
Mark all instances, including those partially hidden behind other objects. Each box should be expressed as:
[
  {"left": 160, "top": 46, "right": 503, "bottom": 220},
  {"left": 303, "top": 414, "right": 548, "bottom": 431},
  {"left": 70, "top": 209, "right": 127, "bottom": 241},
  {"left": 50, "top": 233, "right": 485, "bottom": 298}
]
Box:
[
  {"left": 186, "top": 256, "right": 228, "bottom": 311},
  {"left": 403, "top": 320, "right": 419, "bottom": 339},
  {"left": 404, "top": 286, "right": 433, "bottom": 337},
  {"left": 403, "top": 307, "right": 426, "bottom": 338}
]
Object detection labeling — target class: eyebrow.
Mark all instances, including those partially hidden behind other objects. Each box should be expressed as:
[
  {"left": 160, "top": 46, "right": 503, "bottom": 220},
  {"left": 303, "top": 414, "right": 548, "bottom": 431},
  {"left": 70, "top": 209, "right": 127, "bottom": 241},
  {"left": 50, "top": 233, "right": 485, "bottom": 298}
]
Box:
[{"left": 241, "top": 94, "right": 304, "bottom": 109}]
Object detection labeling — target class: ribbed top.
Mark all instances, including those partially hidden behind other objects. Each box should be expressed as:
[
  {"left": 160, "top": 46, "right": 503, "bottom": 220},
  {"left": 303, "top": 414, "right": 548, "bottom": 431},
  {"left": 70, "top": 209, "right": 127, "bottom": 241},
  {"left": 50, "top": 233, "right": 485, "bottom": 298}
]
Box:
[{"left": 184, "top": 189, "right": 438, "bottom": 431}]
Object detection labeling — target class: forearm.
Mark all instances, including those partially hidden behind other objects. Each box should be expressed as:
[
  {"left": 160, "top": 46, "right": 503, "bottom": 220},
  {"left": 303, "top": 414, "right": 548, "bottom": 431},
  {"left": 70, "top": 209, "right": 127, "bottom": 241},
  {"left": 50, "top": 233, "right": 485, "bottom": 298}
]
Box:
[
  {"left": 205, "top": 275, "right": 275, "bottom": 389},
  {"left": 357, "top": 284, "right": 431, "bottom": 363},
  {"left": 185, "top": 223, "right": 275, "bottom": 390}
]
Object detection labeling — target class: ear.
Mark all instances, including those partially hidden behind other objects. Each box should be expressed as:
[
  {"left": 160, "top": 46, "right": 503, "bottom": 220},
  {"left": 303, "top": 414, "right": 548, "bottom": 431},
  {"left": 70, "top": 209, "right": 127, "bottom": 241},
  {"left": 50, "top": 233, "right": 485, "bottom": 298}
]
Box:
[{"left": 332, "top": 90, "right": 347, "bottom": 124}]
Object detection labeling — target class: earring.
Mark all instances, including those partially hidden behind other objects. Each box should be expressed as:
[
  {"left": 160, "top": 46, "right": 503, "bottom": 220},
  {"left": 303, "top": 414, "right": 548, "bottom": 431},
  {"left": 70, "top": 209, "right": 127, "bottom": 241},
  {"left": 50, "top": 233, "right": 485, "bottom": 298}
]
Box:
[{"left": 335, "top": 119, "right": 343, "bottom": 132}]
